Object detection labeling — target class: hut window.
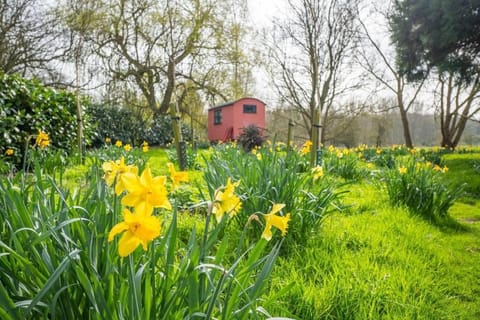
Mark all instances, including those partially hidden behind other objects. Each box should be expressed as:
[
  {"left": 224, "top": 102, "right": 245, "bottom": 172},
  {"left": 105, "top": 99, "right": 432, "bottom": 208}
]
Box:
[
  {"left": 243, "top": 104, "right": 257, "bottom": 113},
  {"left": 214, "top": 109, "right": 222, "bottom": 124}
]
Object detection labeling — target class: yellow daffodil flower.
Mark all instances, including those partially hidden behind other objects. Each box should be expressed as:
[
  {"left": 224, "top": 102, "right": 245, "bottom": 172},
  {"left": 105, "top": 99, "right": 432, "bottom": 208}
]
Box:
[
  {"left": 105, "top": 137, "right": 111, "bottom": 143},
  {"left": 108, "top": 207, "right": 161, "bottom": 257},
  {"left": 121, "top": 167, "right": 172, "bottom": 213},
  {"left": 115, "top": 140, "right": 123, "bottom": 147},
  {"left": 212, "top": 178, "right": 242, "bottom": 222},
  {"left": 398, "top": 166, "right": 407, "bottom": 174},
  {"left": 124, "top": 144, "right": 132, "bottom": 152},
  {"left": 442, "top": 166, "right": 449, "bottom": 173},
  {"left": 312, "top": 165, "right": 324, "bottom": 180},
  {"left": 102, "top": 157, "right": 139, "bottom": 195},
  {"left": 261, "top": 203, "right": 291, "bottom": 241},
  {"left": 300, "top": 140, "right": 312, "bottom": 155},
  {"left": 142, "top": 141, "right": 149, "bottom": 152},
  {"left": 5, "top": 148, "right": 14, "bottom": 156},
  {"left": 167, "top": 162, "right": 189, "bottom": 189},
  {"left": 35, "top": 130, "right": 50, "bottom": 149}
]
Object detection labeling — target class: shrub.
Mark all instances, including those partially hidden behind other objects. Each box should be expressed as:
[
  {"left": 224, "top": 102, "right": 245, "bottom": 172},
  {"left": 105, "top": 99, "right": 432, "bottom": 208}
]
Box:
[
  {"left": 87, "top": 104, "right": 192, "bottom": 148},
  {"left": 0, "top": 73, "right": 89, "bottom": 166},
  {"left": 237, "top": 124, "right": 265, "bottom": 152}
]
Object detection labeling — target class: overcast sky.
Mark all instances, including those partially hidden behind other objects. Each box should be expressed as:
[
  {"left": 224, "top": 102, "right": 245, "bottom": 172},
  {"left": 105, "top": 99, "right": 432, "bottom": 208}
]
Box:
[{"left": 247, "top": 0, "right": 282, "bottom": 26}]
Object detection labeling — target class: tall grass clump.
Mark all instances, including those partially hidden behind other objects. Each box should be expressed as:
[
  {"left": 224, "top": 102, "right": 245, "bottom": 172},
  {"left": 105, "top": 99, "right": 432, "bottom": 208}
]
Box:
[
  {"left": 380, "top": 157, "right": 463, "bottom": 220},
  {"left": 323, "top": 146, "right": 368, "bottom": 181},
  {"left": 202, "top": 142, "right": 342, "bottom": 245},
  {"left": 0, "top": 154, "right": 286, "bottom": 318}
]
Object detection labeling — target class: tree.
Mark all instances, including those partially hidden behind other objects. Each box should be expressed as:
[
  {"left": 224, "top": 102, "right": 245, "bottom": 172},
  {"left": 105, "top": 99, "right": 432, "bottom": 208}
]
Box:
[
  {"left": 434, "top": 72, "right": 480, "bottom": 148},
  {"left": 390, "top": 0, "right": 480, "bottom": 81},
  {"left": 265, "top": 0, "right": 361, "bottom": 152},
  {"left": 64, "top": 0, "right": 252, "bottom": 116},
  {"left": 0, "top": 0, "right": 64, "bottom": 80},
  {"left": 357, "top": 3, "right": 426, "bottom": 148},
  {"left": 391, "top": 0, "right": 480, "bottom": 148}
]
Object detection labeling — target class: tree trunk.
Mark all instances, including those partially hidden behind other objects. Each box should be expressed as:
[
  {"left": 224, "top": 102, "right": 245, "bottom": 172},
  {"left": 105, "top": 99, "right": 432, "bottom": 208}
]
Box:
[{"left": 398, "top": 105, "right": 413, "bottom": 148}]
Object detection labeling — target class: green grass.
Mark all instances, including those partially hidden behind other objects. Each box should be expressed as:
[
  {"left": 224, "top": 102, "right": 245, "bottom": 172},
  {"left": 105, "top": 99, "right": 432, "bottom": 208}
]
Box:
[
  {"left": 442, "top": 153, "right": 480, "bottom": 198},
  {"left": 264, "top": 153, "right": 480, "bottom": 319}
]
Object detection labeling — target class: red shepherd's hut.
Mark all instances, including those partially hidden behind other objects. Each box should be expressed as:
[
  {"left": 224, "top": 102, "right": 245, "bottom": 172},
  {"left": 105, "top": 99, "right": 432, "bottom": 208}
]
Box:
[{"left": 207, "top": 97, "right": 266, "bottom": 142}]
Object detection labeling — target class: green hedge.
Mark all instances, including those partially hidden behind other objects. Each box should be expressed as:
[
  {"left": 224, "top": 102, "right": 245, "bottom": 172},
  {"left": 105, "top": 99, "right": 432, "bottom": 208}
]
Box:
[
  {"left": 87, "top": 104, "right": 192, "bottom": 148},
  {"left": 0, "top": 73, "right": 83, "bottom": 165}
]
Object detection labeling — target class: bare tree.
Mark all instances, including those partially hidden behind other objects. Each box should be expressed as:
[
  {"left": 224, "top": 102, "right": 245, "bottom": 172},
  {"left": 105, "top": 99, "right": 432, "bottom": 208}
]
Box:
[
  {"left": 266, "top": 0, "right": 361, "bottom": 149},
  {"left": 0, "top": 0, "right": 65, "bottom": 80},
  {"left": 67, "top": 0, "right": 250, "bottom": 116},
  {"left": 434, "top": 72, "right": 480, "bottom": 149},
  {"left": 356, "top": 3, "right": 426, "bottom": 148}
]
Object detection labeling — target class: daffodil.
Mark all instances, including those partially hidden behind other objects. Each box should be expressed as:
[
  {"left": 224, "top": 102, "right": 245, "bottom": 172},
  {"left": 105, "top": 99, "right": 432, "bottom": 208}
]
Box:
[
  {"left": 102, "top": 157, "right": 139, "bottom": 195},
  {"left": 212, "top": 178, "right": 242, "bottom": 222},
  {"left": 115, "top": 140, "right": 123, "bottom": 147},
  {"left": 167, "top": 162, "right": 189, "bottom": 189},
  {"left": 105, "top": 137, "right": 111, "bottom": 143},
  {"left": 312, "top": 165, "right": 324, "bottom": 180},
  {"left": 124, "top": 144, "right": 132, "bottom": 152},
  {"left": 5, "top": 148, "right": 14, "bottom": 156},
  {"left": 398, "top": 166, "right": 407, "bottom": 174},
  {"left": 35, "top": 130, "right": 49, "bottom": 149},
  {"left": 121, "top": 167, "right": 172, "bottom": 212},
  {"left": 300, "top": 140, "right": 312, "bottom": 155},
  {"left": 261, "top": 203, "right": 291, "bottom": 241},
  {"left": 108, "top": 207, "right": 161, "bottom": 257},
  {"left": 142, "top": 141, "right": 149, "bottom": 152}
]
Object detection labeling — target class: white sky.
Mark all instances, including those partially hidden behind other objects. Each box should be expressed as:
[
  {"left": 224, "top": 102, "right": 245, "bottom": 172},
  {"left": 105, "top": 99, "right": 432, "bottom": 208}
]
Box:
[{"left": 247, "top": 0, "right": 283, "bottom": 26}]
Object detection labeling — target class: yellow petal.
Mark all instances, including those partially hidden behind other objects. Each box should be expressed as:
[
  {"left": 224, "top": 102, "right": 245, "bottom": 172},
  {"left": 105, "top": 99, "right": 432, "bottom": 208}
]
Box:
[
  {"left": 261, "top": 220, "right": 273, "bottom": 241},
  {"left": 269, "top": 203, "right": 285, "bottom": 215},
  {"left": 118, "top": 231, "right": 141, "bottom": 257},
  {"left": 140, "top": 167, "right": 154, "bottom": 187},
  {"left": 114, "top": 179, "right": 126, "bottom": 195},
  {"left": 213, "top": 203, "right": 225, "bottom": 223},
  {"left": 271, "top": 213, "right": 291, "bottom": 236},
  {"left": 121, "top": 192, "right": 142, "bottom": 209},
  {"left": 136, "top": 214, "right": 161, "bottom": 241},
  {"left": 108, "top": 221, "right": 129, "bottom": 242},
  {"left": 121, "top": 172, "right": 143, "bottom": 194}
]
